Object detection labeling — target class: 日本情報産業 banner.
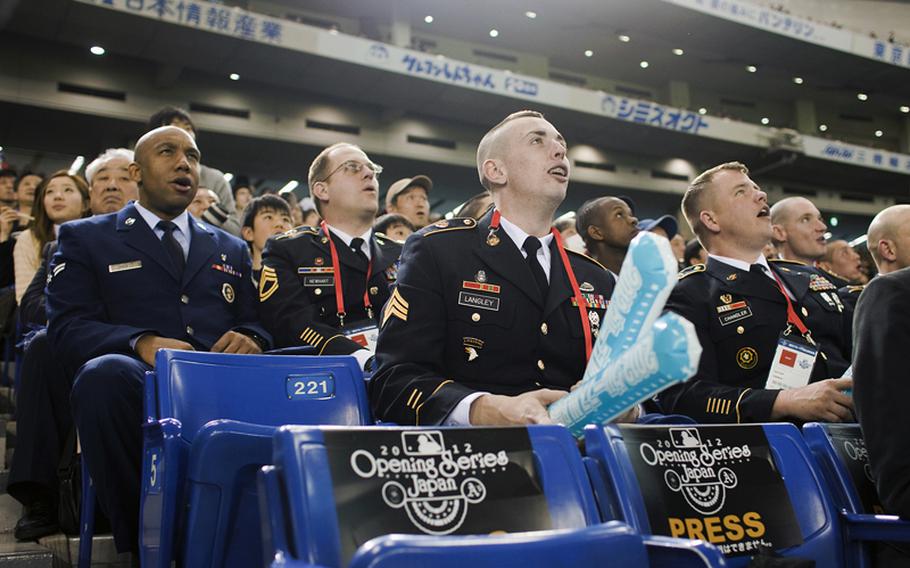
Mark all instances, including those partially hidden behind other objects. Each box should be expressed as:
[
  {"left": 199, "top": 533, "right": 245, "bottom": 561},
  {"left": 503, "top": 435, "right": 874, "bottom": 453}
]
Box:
[{"left": 323, "top": 428, "right": 552, "bottom": 565}]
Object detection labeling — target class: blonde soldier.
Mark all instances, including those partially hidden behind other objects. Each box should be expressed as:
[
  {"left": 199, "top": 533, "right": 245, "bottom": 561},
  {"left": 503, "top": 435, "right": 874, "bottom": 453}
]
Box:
[
  {"left": 658, "top": 162, "right": 853, "bottom": 424},
  {"left": 259, "top": 143, "right": 401, "bottom": 369},
  {"left": 370, "top": 111, "right": 615, "bottom": 426}
]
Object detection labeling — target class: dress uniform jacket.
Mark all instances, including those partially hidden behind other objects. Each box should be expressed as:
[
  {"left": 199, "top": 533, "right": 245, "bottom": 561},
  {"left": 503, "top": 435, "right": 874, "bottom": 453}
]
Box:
[
  {"left": 47, "top": 203, "right": 270, "bottom": 375},
  {"left": 369, "top": 211, "right": 615, "bottom": 425},
  {"left": 259, "top": 225, "right": 401, "bottom": 354},
  {"left": 657, "top": 257, "right": 851, "bottom": 423},
  {"left": 853, "top": 267, "right": 910, "bottom": 519}
]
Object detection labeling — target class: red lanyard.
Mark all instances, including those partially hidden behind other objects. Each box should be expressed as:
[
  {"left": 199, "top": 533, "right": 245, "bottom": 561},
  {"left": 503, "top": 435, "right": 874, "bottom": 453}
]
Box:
[
  {"left": 769, "top": 269, "right": 812, "bottom": 341},
  {"left": 489, "top": 210, "right": 593, "bottom": 362},
  {"left": 320, "top": 221, "right": 373, "bottom": 327}
]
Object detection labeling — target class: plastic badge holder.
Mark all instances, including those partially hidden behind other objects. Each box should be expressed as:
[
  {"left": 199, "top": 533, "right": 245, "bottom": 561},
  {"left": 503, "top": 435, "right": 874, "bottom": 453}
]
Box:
[{"left": 549, "top": 232, "right": 702, "bottom": 436}]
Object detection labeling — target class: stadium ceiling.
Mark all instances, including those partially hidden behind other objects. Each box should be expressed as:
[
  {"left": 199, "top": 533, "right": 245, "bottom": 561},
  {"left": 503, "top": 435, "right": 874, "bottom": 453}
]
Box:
[{"left": 2, "top": 0, "right": 910, "bottom": 198}]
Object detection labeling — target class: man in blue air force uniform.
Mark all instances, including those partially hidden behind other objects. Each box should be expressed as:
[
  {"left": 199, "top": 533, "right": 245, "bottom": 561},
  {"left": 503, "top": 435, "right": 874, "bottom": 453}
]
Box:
[{"left": 47, "top": 126, "right": 270, "bottom": 554}]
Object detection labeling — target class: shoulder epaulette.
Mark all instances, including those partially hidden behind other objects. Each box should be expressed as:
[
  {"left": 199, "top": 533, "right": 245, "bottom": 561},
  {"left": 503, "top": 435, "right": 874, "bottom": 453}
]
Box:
[
  {"left": 678, "top": 264, "right": 706, "bottom": 280},
  {"left": 374, "top": 232, "right": 404, "bottom": 246},
  {"left": 846, "top": 284, "right": 865, "bottom": 294},
  {"left": 566, "top": 249, "right": 609, "bottom": 272},
  {"left": 274, "top": 225, "right": 319, "bottom": 241},
  {"left": 422, "top": 217, "right": 476, "bottom": 237},
  {"left": 768, "top": 258, "right": 807, "bottom": 266}
]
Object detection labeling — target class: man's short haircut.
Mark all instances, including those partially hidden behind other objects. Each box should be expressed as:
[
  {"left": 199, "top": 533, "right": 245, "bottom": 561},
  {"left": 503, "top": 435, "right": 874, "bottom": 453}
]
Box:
[
  {"left": 307, "top": 142, "right": 361, "bottom": 215},
  {"left": 15, "top": 170, "right": 44, "bottom": 190},
  {"left": 684, "top": 238, "right": 705, "bottom": 266},
  {"left": 147, "top": 106, "right": 196, "bottom": 133},
  {"left": 681, "top": 161, "right": 749, "bottom": 243},
  {"left": 476, "top": 110, "right": 545, "bottom": 191},
  {"left": 821, "top": 240, "right": 848, "bottom": 264},
  {"left": 242, "top": 194, "right": 291, "bottom": 230},
  {"left": 85, "top": 148, "right": 135, "bottom": 185},
  {"left": 0, "top": 168, "right": 16, "bottom": 180},
  {"left": 575, "top": 196, "right": 613, "bottom": 247},
  {"left": 373, "top": 213, "right": 416, "bottom": 235}
]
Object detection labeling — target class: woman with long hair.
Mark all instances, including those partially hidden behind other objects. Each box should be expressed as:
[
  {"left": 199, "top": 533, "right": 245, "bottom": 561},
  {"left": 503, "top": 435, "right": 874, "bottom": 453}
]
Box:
[{"left": 13, "top": 171, "right": 90, "bottom": 303}]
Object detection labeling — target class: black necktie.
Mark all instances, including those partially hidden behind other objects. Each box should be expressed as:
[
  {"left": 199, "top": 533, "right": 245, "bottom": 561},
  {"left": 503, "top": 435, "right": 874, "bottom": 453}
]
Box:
[
  {"left": 158, "top": 220, "right": 185, "bottom": 277},
  {"left": 523, "top": 237, "right": 548, "bottom": 297},
  {"left": 350, "top": 237, "right": 369, "bottom": 265}
]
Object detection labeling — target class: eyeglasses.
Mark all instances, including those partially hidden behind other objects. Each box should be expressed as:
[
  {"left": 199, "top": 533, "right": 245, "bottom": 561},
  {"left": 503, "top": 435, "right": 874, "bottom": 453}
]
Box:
[{"left": 318, "top": 160, "right": 383, "bottom": 182}]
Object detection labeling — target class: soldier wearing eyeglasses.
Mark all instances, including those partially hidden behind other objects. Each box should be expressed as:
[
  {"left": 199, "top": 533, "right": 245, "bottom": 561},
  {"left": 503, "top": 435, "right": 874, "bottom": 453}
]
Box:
[{"left": 259, "top": 143, "right": 402, "bottom": 370}]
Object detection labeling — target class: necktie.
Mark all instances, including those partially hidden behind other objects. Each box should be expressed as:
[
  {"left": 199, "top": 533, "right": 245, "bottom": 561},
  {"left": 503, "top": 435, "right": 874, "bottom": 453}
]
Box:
[
  {"left": 158, "top": 220, "right": 185, "bottom": 277},
  {"left": 522, "top": 236, "right": 548, "bottom": 297},
  {"left": 349, "top": 237, "right": 369, "bottom": 265}
]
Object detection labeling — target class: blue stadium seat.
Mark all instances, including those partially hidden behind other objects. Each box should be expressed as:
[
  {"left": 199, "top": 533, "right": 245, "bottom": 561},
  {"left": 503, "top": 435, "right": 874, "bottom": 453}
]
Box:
[
  {"left": 130, "top": 349, "right": 368, "bottom": 568},
  {"left": 803, "top": 422, "right": 910, "bottom": 567},
  {"left": 260, "top": 424, "right": 725, "bottom": 568},
  {"left": 585, "top": 423, "right": 849, "bottom": 567}
]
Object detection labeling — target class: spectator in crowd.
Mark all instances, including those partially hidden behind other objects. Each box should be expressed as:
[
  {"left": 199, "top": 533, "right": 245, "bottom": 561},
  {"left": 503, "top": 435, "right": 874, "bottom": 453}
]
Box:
[
  {"left": 233, "top": 182, "right": 254, "bottom": 215},
  {"left": 188, "top": 187, "right": 217, "bottom": 219},
  {"left": 147, "top": 106, "right": 241, "bottom": 236},
  {"left": 575, "top": 195, "right": 639, "bottom": 276},
  {"left": 300, "top": 197, "right": 320, "bottom": 226},
  {"left": 670, "top": 233, "right": 686, "bottom": 266},
  {"left": 15, "top": 172, "right": 43, "bottom": 224},
  {"left": 373, "top": 213, "right": 415, "bottom": 242},
  {"left": 240, "top": 194, "right": 292, "bottom": 283},
  {"left": 0, "top": 168, "right": 16, "bottom": 209},
  {"left": 370, "top": 110, "right": 616, "bottom": 426},
  {"left": 8, "top": 148, "right": 138, "bottom": 542},
  {"left": 47, "top": 126, "right": 270, "bottom": 555},
  {"left": 762, "top": 241, "right": 779, "bottom": 260},
  {"left": 1, "top": 206, "right": 19, "bottom": 289},
  {"left": 658, "top": 162, "right": 853, "bottom": 424},
  {"left": 280, "top": 191, "right": 305, "bottom": 226},
  {"left": 385, "top": 175, "right": 432, "bottom": 229},
  {"left": 638, "top": 214, "right": 677, "bottom": 240},
  {"left": 14, "top": 172, "right": 90, "bottom": 303},
  {"left": 818, "top": 239, "right": 864, "bottom": 286},
  {"left": 260, "top": 142, "right": 401, "bottom": 370},
  {"left": 853, "top": 205, "right": 910, "bottom": 564},
  {"left": 457, "top": 191, "right": 494, "bottom": 220},
  {"left": 554, "top": 212, "right": 584, "bottom": 253},
  {"left": 683, "top": 237, "right": 707, "bottom": 267},
  {"left": 770, "top": 196, "right": 827, "bottom": 266}
]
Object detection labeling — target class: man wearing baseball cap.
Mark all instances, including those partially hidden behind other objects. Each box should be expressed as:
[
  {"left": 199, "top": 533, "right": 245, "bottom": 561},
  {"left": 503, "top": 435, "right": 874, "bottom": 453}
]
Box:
[{"left": 385, "top": 175, "right": 432, "bottom": 229}]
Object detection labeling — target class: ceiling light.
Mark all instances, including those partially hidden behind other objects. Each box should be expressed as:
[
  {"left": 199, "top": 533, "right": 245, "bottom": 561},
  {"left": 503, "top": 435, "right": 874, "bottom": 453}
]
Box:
[
  {"left": 424, "top": 15, "right": 433, "bottom": 23},
  {"left": 875, "top": 129, "right": 884, "bottom": 137},
  {"left": 819, "top": 124, "right": 828, "bottom": 132},
  {"left": 584, "top": 49, "right": 594, "bottom": 57},
  {"left": 672, "top": 48, "right": 684, "bottom": 56},
  {"left": 489, "top": 29, "right": 499, "bottom": 38},
  {"left": 698, "top": 107, "right": 707, "bottom": 115},
  {"left": 761, "top": 117, "right": 770, "bottom": 125},
  {"left": 89, "top": 45, "right": 105, "bottom": 56},
  {"left": 639, "top": 60, "right": 649, "bottom": 69},
  {"left": 746, "top": 65, "right": 757, "bottom": 73},
  {"left": 857, "top": 92, "right": 868, "bottom": 101},
  {"left": 618, "top": 34, "right": 631, "bottom": 43},
  {"left": 901, "top": 105, "right": 910, "bottom": 113},
  {"left": 830, "top": 216, "right": 839, "bottom": 227},
  {"left": 229, "top": 73, "right": 240, "bottom": 81},
  {"left": 525, "top": 11, "right": 537, "bottom": 19},
  {"left": 278, "top": 180, "right": 299, "bottom": 195},
  {"left": 793, "top": 77, "right": 804, "bottom": 84}
]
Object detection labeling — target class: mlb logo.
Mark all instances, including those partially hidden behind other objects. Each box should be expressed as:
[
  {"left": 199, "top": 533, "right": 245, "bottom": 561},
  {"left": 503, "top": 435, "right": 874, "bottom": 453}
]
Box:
[
  {"left": 669, "top": 428, "right": 701, "bottom": 448},
  {"left": 402, "top": 431, "right": 445, "bottom": 456},
  {"left": 779, "top": 350, "right": 797, "bottom": 368}
]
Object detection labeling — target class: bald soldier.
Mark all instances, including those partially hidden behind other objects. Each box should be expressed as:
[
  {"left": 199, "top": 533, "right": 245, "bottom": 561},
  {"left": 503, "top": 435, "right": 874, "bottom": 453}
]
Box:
[
  {"left": 370, "top": 110, "right": 616, "bottom": 426},
  {"left": 770, "top": 197, "right": 828, "bottom": 266},
  {"left": 47, "top": 126, "right": 270, "bottom": 554}
]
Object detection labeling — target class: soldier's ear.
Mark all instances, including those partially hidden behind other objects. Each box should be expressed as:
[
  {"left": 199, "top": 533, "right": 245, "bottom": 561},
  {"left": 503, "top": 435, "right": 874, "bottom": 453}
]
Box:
[
  {"left": 699, "top": 209, "right": 721, "bottom": 234},
  {"left": 879, "top": 239, "right": 897, "bottom": 262},
  {"left": 770, "top": 223, "right": 786, "bottom": 243},
  {"left": 311, "top": 181, "right": 330, "bottom": 204},
  {"left": 128, "top": 162, "right": 142, "bottom": 185},
  {"left": 586, "top": 224, "right": 603, "bottom": 242},
  {"left": 481, "top": 158, "right": 506, "bottom": 188}
]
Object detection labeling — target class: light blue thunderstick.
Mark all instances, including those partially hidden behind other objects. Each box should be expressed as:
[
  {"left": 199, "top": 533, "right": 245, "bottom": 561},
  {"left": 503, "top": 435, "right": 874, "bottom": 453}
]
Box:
[
  {"left": 549, "top": 313, "right": 701, "bottom": 437},
  {"left": 549, "top": 232, "right": 702, "bottom": 436}
]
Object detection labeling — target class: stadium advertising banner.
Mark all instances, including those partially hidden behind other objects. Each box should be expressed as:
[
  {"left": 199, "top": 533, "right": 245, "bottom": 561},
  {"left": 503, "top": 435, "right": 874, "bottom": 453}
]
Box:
[
  {"left": 323, "top": 428, "right": 552, "bottom": 565},
  {"left": 621, "top": 425, "right": 803, "bottom": 557}
]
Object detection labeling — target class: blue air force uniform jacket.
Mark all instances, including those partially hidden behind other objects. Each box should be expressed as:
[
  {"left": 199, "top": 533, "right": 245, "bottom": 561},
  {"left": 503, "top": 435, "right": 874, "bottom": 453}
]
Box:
[
  {"left": 258, "top": 226, "right": 402, "bottom": 355},
  {"left": 47, "top": 204, "right": 270, "bottom": 375},
  {"left": 369, "top": 211, "right": 615, "bottom": 425},
  {"left": 657, "top": 257, "right": 852, "bottom": 423}
]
